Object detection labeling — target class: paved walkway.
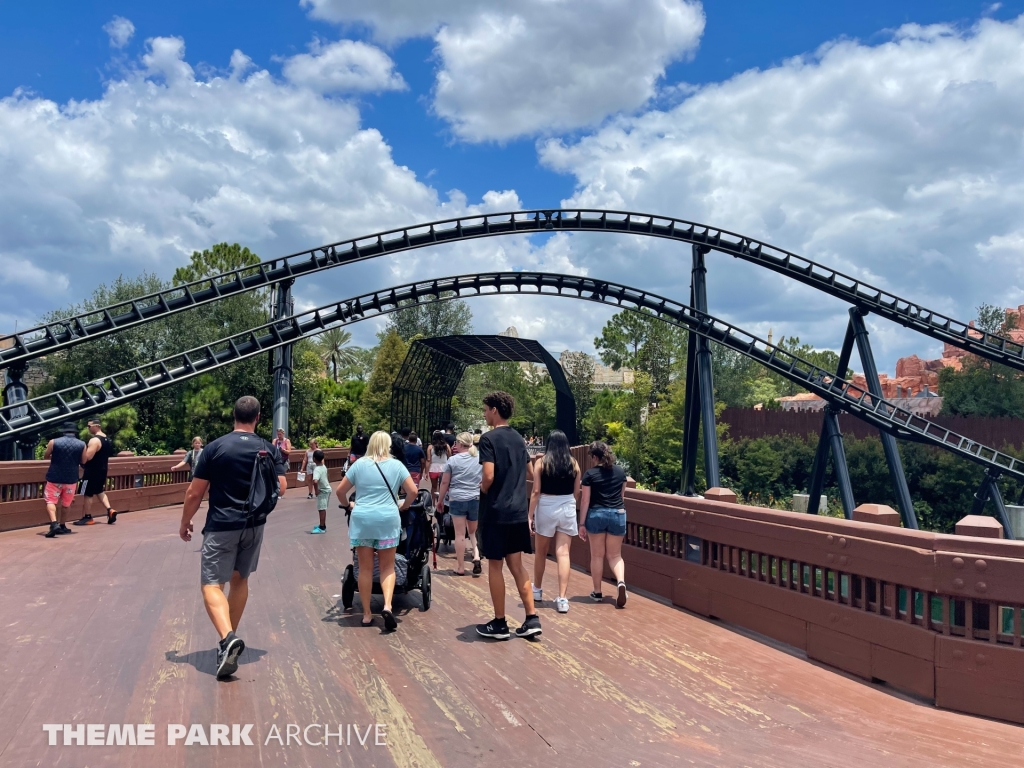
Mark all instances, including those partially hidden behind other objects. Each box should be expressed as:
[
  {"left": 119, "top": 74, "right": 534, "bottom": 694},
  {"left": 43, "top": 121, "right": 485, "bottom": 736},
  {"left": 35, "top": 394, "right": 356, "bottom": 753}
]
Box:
[{"left": 0, "top": 495, "right": 1021, "bottom": 767}]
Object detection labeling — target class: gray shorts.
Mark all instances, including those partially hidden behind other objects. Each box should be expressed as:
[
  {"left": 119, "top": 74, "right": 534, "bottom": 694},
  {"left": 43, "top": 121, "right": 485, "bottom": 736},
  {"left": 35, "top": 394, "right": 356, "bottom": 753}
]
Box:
[{"left": 201, "top": 526, "right": 265, "bottom": 585}]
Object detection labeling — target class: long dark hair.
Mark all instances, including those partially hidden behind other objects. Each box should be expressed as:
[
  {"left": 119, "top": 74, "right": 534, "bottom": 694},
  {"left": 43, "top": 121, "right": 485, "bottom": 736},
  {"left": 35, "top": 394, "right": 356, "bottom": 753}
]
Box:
[
  {"left": 589, "top": 441, "right": 616, "bottom": 468},
  {"left": 390, "top": 434, "right": 405, "bottom": 461},
  {"left": 431, "top": 430, "right": 449, "bottom": 457},
  {"left": 542, "top": 430, "right": 576, "bottom": 478}
]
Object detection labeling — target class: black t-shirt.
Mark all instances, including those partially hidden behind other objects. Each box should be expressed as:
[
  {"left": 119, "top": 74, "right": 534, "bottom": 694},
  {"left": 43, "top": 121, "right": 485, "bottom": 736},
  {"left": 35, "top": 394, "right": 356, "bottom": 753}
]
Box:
[
  {"left": 193, "top": 430, "right": 289, "bottom": 533},
  {"left": 350, "top": 432, "right": 369, "bottom": 455},
  {"left": 478, "top": 426, "right": 529, "bottom": 525},
  {"left": 443, "top": 433, "right": 456, "bottom": 447},
  {"left": 582, "top": 465, "right": 627, "bottom": 509},
  {"left": 403, "top": 443, "right": 425, "bottom": 472}
]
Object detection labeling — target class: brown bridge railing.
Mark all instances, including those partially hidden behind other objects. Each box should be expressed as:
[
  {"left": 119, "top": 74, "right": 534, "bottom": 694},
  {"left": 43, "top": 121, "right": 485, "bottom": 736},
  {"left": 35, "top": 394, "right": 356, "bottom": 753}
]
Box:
[
  {"left": 0, "top": 447, "right": 349, "bottom": 532},
  {"left": 557, "top": 445, "right": 1024, "bottom": 724}
]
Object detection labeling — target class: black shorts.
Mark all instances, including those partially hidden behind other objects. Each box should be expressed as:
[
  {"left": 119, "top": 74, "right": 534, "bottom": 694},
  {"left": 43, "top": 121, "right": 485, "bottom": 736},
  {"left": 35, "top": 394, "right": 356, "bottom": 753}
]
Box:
[
  {"left": 81, "top": 476, "right": 107, "bottom": 497},
  {"left": 480, "top": 520, "right": 533, "bottom": 561}
]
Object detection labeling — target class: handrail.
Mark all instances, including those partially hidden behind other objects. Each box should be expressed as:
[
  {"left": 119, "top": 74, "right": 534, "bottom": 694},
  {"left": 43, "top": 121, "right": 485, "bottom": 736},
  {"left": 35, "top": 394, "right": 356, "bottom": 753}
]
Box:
[
  {"left": 0, "top": 447, "right": 349, "bottom": 533},
  {"left": 581, "top": 488, "right": 1024, "bottom": 723},
  {"left": 1, "top": 209, "right": 1021, "bottom": 372}
]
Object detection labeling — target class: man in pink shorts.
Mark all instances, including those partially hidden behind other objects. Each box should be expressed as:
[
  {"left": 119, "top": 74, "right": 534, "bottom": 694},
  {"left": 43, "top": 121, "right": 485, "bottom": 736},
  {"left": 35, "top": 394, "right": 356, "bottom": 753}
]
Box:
[{"left": 43, "top": 422, "right": 87, "bottom": 538}]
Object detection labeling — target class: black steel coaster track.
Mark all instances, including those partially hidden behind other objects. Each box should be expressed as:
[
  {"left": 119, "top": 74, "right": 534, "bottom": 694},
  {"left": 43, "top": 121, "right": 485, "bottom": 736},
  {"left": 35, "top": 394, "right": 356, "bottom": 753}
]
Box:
[
  {"left": 1, "top": 210, "right": 1021, "bottom": 371},
  {"left": 3, "top": 271, "right": 1023, "bottom": 488}
]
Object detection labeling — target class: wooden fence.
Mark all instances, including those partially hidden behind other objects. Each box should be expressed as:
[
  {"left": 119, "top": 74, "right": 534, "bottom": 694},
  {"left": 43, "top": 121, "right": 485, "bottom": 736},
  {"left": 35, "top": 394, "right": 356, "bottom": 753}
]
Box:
[
  {"left": 0, "top": 447, "right": 349, "bottom": 533},
  {"left": 721, "top": 407, "right": 1024, "bottom": 449}
]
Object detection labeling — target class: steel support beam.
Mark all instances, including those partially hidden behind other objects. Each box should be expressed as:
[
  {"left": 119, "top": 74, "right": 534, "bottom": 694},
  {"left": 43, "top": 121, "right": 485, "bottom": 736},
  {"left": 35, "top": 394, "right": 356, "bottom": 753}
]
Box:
[
  {"left": 849, "top": 308, "right": 918, "bottom": 529},
  {"left": 271, "top": 280, "right": 294, "bottom": 439},
  {"left": 806, "top": 322, "right": 857, "bottom": 514},
  {"left": 1, "top": 363, "right": 32, "bottom": 461},
  {"left": 825, "top": 406, "right": 856, "bottom": 518},
  {"left": 680, "top": 284, "right": 700, "bottom": 496},
  {"left": 971, "top": 470, "right": 1014, "bottom": 539},
  {"left": 691, "top": 245, "right": 720, "bottom": 489}
]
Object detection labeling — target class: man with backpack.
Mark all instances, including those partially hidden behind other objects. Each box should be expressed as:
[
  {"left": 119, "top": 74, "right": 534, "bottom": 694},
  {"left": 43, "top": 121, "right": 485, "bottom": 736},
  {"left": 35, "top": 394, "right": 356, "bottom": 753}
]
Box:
[{"left": 178, "top": 396, "right": 288, "bottom": 680}]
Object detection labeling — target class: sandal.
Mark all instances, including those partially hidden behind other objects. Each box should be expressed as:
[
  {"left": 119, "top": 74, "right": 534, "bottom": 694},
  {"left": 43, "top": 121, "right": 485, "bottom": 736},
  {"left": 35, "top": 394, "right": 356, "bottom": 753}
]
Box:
[
  {"left": 452, "top": 569, "right": 466, "bottom": 576},
  {"left": 361, "top": 617, "right": 374, "bottom": 626},
  {"left": 382, "top": 609, "right": 398, "bottom": 632}
]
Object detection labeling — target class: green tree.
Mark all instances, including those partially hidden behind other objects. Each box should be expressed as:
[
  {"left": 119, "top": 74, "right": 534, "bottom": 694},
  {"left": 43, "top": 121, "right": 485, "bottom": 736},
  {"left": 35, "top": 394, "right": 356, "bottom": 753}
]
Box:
[
  {"left": 594, "top": 309, "right": 686, "bottom": 395},
  {"left": 560, "top": 351, "right": 596, "bottom": 441},
  {"left": 315, "top": 327, "right": 359, "bottom": 381},
  {"left": 358, "top": 331, "right": 409, "bottom": 430},
  {"left": 382, "top": 295, "right": 473, "bottom": 342}
]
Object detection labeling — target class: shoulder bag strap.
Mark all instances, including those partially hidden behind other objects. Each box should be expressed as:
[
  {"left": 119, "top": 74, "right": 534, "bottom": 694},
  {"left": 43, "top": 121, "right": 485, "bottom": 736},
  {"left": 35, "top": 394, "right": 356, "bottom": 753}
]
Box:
[{"left": 374, "top": 460, "right": 402, "bottom": 511}]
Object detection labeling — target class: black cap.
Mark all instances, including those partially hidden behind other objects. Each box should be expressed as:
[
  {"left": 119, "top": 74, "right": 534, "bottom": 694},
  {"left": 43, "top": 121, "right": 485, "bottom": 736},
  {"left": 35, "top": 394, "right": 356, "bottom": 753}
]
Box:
[{"left": 61, "top": 421, "right": 78, "bottom": 435}]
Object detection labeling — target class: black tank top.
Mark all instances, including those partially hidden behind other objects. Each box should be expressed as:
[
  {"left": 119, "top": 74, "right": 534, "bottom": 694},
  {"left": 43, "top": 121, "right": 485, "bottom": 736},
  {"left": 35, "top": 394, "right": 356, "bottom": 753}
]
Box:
[
  {"left": 83, "top": 436, "right": 113, "bottom": 479},
  {"left": 540, "top": 465, "right": 577, "bottom": 496}
]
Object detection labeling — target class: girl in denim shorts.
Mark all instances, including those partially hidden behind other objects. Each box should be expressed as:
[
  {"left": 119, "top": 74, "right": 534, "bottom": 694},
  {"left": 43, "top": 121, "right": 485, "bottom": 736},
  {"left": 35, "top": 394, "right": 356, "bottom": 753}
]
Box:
[{"left": 578, "top": 441, "right": 629, "bottom": 608}]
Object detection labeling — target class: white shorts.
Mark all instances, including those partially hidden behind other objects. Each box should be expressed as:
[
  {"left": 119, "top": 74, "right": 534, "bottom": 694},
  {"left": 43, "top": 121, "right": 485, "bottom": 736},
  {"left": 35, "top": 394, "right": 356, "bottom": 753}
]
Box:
[{"left": 534, "top": 494, "right": 578, "bottom": 537}]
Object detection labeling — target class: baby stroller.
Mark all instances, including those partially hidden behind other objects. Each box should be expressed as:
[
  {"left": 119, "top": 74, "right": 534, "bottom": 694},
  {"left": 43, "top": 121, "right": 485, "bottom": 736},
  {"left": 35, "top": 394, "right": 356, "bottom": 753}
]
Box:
[{"left": 341, "top": 489, "right": 435, "bottom": 611}]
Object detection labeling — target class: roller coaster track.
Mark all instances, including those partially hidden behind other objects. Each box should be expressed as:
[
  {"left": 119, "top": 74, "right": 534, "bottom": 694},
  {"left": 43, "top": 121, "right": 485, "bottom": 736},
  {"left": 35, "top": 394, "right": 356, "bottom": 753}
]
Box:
[
  {"left": 3, "top": 271, "right": 1023, "bottom": 485},
  {"left": 1, "top": 210, "right": 1020, "bottom": 371}
]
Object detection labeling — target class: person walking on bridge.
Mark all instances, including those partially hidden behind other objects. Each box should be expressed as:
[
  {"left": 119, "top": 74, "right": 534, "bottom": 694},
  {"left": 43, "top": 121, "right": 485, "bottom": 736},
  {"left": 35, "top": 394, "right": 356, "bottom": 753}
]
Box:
[
  {"left": 529, "top": 429, "right": 581, "bottom": 613},
  {"left": 179, "top": 396, "right": 288, "bottom": 680},
  {"left": 437, "top": 432, "right": 482, "bottom": 576},
  {"left": 349, "top": 424, "right": 369, "bottom": 467},
  {"left": 476, "top": 392, "right": 541, "bottom": 640},
  {"left": 578, "top": 441, "right": 629, "bottom": 608},
  {"left": 43, "top": 422, "right": 87, "bottom": 538},
  {"left": 73, "top": 417, "right": 117, "bottom": 526},
  {"left": 334, "top": 431, "right": 418, "bottom": 631}
]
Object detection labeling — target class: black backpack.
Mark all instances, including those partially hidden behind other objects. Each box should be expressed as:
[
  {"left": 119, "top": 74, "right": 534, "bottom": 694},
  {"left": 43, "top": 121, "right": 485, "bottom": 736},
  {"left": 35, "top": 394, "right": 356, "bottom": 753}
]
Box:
[{"left": 245, "top": 445, "right": 281, "bottom": 525}]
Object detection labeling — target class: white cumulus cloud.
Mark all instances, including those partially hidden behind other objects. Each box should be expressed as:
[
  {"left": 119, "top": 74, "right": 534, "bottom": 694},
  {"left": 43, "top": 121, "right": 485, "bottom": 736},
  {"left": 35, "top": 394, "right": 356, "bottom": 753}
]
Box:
[
  {"left": 282, "top": 39, "right": 406, "bottom": 93},
  {"left": 103, "top": 16, "right": 135, "bottom": 48},
  {"left": 537, "top": 16, "right": 1024, "bottom": 369},
  {"left": 303, "top": 0, "right": 706, "bottom": 142}
]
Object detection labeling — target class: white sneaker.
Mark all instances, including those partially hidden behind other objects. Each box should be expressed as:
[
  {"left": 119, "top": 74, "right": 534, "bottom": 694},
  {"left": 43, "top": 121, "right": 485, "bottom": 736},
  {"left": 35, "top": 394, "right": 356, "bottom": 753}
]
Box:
[
  {"left": 532, "top": 586, "right": 542, "bottom": 603},
  {"left": 556, "top": 597, "right": 569, "bottom": 614}
]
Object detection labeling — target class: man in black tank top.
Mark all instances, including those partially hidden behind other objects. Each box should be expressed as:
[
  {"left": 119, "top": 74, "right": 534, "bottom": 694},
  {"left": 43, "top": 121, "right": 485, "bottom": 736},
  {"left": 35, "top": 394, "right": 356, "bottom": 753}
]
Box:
[{"left": 75, "top": 418, "right": 118, "bottom": 525}]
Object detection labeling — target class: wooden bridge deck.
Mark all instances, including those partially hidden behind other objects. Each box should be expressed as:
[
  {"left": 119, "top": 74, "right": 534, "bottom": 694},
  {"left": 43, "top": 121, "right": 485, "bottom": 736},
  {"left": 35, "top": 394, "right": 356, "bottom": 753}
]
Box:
[{"left": 0, "top": 495, "right": 1020, "bottom": 768}]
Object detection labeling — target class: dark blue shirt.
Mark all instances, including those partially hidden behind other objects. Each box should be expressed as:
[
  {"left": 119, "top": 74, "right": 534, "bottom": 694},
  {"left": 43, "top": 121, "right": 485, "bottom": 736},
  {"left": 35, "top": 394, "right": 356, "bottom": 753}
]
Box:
[
  {"left": 403, "top": 443, "right": 425, "bottom": 473},
  {"left": 45, "top": 436, "right": 85, "bottom": 485}
]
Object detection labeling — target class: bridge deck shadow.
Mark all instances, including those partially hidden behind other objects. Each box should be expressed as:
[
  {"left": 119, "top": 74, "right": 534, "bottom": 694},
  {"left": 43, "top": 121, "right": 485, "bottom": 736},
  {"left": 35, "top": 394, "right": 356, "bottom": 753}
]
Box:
[{"left": 0, "top": 495, "right": 1018, "bottom": 767}]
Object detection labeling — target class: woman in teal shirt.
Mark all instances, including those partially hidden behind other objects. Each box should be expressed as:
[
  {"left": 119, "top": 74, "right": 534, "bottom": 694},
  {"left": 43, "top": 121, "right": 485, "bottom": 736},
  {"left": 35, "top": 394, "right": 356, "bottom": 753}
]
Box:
[{"left": 335, "top": 431, "right": 417, "bottom": 631}]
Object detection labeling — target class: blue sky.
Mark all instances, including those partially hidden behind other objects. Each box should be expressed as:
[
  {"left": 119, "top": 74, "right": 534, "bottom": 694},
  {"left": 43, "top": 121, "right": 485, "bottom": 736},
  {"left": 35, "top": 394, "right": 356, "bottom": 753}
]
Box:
[{"left": 2, "top": 1, "right": 1024, "bottom": 371}]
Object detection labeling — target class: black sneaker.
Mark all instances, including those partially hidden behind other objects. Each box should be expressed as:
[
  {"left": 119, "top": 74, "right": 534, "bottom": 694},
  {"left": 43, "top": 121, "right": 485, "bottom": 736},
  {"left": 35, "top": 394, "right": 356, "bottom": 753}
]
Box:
[
  {"left": 216, "top": 633, "right": 245, "bottom": 679},
  {"left": 515, "top": 614, "right": 542, "bottom": 639},
  {"left": 616, "top": 582, "right": 628, "bottom": 609},
  {"left": 56, "top": 524, "right": 74, "bottom": 535},
  {"left": 73, "top": 515, "right": 94, "bottom": 526},
  {"left": 106, "top": 508, "right": 118, "bottom": 525},
  {"left": 476, "top": 618, "right": 510, "bottom": 640},
  {"left": 590, "top": 591, "right": 603, "bottom": 602},
  {"left": 45, "top": 522, "right": 59, "bottom": 538},
  {"left": 472, "top": 559, "right": 482, "bottom": 576}
]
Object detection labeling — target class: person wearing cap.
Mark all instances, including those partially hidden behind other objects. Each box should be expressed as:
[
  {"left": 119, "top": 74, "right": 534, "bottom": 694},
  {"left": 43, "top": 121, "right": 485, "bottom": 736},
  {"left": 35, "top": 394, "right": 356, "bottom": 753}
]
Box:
[
  {"left": 43, "top": 422, "right": 87, "bottom": 538},
  {"left": 73, "top": 417, "right": 118, "bottom": 526}
]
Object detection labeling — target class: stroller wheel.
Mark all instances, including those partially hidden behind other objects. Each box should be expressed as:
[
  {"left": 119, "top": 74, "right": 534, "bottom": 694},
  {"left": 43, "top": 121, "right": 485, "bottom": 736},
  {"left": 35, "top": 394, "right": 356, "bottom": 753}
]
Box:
[
  {"left": 420, "top": 564, "right": 431, "bottom": 611},
  {"left": 341, "top": 564, "right": 355, "bottom": 610}
]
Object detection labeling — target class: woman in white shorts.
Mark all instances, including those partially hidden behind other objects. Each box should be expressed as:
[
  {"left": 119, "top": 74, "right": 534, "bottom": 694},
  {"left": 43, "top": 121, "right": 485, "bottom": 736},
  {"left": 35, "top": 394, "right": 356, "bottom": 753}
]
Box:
[{"left": 528, "top": 429, "right": 581, "bottom": 614}]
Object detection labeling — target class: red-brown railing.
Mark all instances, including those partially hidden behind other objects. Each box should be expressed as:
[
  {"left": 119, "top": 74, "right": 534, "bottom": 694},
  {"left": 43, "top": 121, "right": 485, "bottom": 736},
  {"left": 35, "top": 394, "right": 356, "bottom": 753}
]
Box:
[
  {"left": 564, "top": 480, "right": 1024, "bottom": 725},
  {"left": 0, "top": 447, "right": 349, "bottom": 532}
]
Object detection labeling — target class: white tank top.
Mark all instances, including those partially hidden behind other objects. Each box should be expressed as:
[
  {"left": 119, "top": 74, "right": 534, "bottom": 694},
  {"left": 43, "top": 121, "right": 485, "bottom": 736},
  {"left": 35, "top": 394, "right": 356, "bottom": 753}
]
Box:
[{"left": 430, "top": 447, "right": 448, "bottom": 470}]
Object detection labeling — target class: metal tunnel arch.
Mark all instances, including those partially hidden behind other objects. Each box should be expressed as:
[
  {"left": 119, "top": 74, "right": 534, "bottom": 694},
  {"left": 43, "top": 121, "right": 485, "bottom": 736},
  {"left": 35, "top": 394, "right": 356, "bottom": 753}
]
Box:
[{"left": 389, "top": 335, "right": 577, "bottom": 443}]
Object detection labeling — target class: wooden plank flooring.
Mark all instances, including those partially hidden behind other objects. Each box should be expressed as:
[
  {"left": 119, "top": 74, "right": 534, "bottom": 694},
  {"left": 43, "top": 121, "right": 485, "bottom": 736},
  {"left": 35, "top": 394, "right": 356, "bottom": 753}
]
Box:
[{"left": 0, "top": 495, "right": 1021, "bottom": 767}]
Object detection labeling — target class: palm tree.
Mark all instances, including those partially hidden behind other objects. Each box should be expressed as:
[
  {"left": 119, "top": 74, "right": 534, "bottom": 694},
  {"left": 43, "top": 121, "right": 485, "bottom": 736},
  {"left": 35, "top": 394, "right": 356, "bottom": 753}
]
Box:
[{"left": 316, "top": 327, "right": 358, "bottom": 381}]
